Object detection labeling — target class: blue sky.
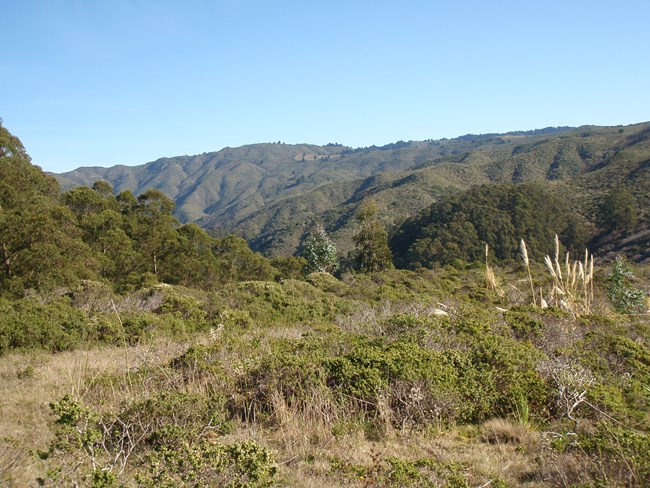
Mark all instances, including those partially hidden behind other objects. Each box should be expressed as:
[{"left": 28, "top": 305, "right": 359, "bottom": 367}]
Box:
[{"left": 3, "top": 0, "right": 649, "bottom": 173}]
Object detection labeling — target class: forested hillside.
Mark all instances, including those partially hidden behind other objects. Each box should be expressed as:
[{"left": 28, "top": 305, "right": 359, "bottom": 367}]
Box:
[
  {"left": 390, "top": 184, "right": 591, "bottom": 268},
  {"left": 56, "top": 123, "right": 650, "bottom": 260},
  {"left": 1, "top": 121, "right": 290, "bottom": 296}
]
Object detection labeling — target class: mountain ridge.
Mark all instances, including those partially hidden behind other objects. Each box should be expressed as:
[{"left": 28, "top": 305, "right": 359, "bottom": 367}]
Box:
[{"left": 54, "top": 122, "right": 650, "bottom": 258}]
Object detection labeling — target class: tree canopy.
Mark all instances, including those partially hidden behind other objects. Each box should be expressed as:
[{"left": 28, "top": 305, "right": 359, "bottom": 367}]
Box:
[
  {"left": 599, "top": 187, "right": 638, "bottom": 232},
  {"left": 0, "top": 122, "right": 284, "bottom": 296},
  {"left": 302, "top": 225, "right": 339, "bottom": 274},
  {"left": 390, "top": 183, "right": 591, "bottom": 268},
  {"left": 353, "top": 200, "right": 393, "bottom": 272}
]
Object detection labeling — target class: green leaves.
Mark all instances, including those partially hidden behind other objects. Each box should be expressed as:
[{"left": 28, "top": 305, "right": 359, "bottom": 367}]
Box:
[
  {"left": 1, "top": 124, "right": 99, "bottom": 292},
  {"left": 607, "top": 256, "right": 647, "bottom": 314},
  {"left": 391, "top": 183, "right": 590, "bottom": 268},
  {"left": 302, "top": 225, "right": 339, "bottom": 274},
  {"left": 353, "top": 200, "right": 393, "bottom": 272},
  {"left": 600, "top": 187, "right": 638, "bottom": 232}
]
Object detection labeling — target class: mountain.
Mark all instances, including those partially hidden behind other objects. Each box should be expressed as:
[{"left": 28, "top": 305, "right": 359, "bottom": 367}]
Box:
[{"left": 55, "top": 123, "right": 650, "bottom": 259}]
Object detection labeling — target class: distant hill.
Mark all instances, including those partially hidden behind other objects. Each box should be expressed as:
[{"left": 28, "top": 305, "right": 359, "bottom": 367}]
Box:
[{"left": 55, "top": 123, "right": 650, "bottom": 260}]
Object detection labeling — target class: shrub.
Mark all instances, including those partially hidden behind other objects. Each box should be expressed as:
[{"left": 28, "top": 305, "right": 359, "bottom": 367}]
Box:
[
  {"left": 138, "top": 440, "right": 277, "bottom": 488},
  {"left": 227, "top": 279, "right": 347, "bottom": 326},
  {"left": 301, "top": 225, "right": 339, "bottom": 274},
  {"left": 550, "top": 424, "right": 650, "bottom": 486},
  {"left": 607, "top": 256, "right": 647, "bottom": 314},
  {"left": 0, "top": 297, "right": 90, "bottom": 354}
]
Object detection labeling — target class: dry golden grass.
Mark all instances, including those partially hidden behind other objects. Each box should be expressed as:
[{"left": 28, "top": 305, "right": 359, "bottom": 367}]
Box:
[
  {"left": 520, "top": 239, "right": 538, "bottom": 308},
  {"left": 542, "top": 235, "right": 594, "bottom": 316},
  {"left": 0, "top": 338, "right": 194, "bottom": 486},
  {"left": 0, "top": 330, "right": 554, "bottom": 487},
  {"left": 271, "top": 425, "right": 549, "bottom": 487},
  {"left": 482, "top": 417, "right": 540, "bottom": 449}
]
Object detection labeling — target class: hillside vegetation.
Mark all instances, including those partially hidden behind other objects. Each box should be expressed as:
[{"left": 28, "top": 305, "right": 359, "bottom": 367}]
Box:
[
  {"left": 1, "top": 121, "right": 649, "bottom": 486},
  {"left": 56, "top": 123, "right": 650, "bottom": 259},
  {"left": 390, "top": 183, "right": 591, "bottom": 269}
]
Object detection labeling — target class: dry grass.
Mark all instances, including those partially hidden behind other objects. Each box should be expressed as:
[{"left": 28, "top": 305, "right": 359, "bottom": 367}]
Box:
[
  {"left": 485, "top": 244, "right": 506, "bottom": 299},
  {"left": 511, "top": 236, "right": 595, "bottom": 315},
  {"left": 520, "top": 239, "right": 538, "bottom": 307},
  {"left": 542, "top": 235, "right": 594, "bottom": 316},
  {"left": 0, "top": 338, "right": 555, "bottom": 487},
  {"left": 271, "top": 425, "right": 548, "bottom": 487},
  {"left": 482, "top": 418, "right": 540, "bottom": 449},
  {"left": 0, "top": 338, "right": 194, "bottom": 486}
]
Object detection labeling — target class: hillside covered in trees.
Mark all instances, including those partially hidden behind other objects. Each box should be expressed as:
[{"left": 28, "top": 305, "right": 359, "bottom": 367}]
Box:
[
  {"left": 1, "top": 120, "right": 649, "bottom": 487},
  {"left": 55, "top": 122, "right": 650, "bottom": 261},
  {"left": 1, "top": 122, "right": 296, "bottom": 296},
  {"left": 390, "top": 184, "right": 592, "bottom": 268}
]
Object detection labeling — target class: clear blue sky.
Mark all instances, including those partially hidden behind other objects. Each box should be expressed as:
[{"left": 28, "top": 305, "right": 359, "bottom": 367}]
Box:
[{"left": 3, "top": 0, "right": 649, "bottom": 173}]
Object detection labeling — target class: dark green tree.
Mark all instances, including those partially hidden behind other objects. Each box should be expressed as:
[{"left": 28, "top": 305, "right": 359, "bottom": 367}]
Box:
[
  {"left": 271, "top": 256, "right": 308, "bottom": 280},
  {"left": 0, "top": 121, "right": 99, "bottom": 292},
  {"left": 353, "top": 199, "right": 393, "bottom": 272},
  {"left": 213, "top": 235, "right": 278, "bottom": 283},
  {"left": 165, "top": 224, "right": 222, "bottom": 288},
  {"left": 132, "top": 189, "right": 179, "bottom": 276},
  {"left": 599, "top": 187, "right": 637, "bottom": 232},
  {"left": 391, "top": 183, "right": 590, "bottom": 268}
]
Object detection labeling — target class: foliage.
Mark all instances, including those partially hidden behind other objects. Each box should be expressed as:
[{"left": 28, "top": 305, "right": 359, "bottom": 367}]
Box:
[
  {"left": 599, "top": 187, "right": 638, "bottom": 231},
  {"left": 212, "top": 235, "right": 279, "bottom": 283},
  {"left": 607, "top": 255, "right": 647, "bottom": 313},
  {"left": 352, "top": 199, "right": 394, "bottom": 272},
  {"left": 1, "top": 122, "right": 100, "bottom": 292},
  {"left": 0, "top": 298, "right": 91, "bottom": 354},
  {"left": 2, "top": 121, "right": 650, "bottom": 487},
  {"left": 0, "top": 121, "right": 286, "bottom": 295},
  {"left": 46, "top": 394, "right": 113, "bottom": 486},
  {"left": 302, "top": 225, "right": 339, "bottom": 274},
  {"left": 551, "top": 425, "right": 650, "bottom": 486},
  {"left": 0, "top": 259, "right": 645, "bottom": 486},
  {"left": 46, "top": 391, "right": 273, "bottom": 487},
  {"left": 392, "top": 183, "right": 592, "bottom": 269},
  {"left": 139, "top": 439, "right": 277, "bottom": 487},
  {"left": 270, "top": 255, "right": 307, "bottom": 279},
  {"left": 55, "top": 122, "right": 650, "bottom": 259}
]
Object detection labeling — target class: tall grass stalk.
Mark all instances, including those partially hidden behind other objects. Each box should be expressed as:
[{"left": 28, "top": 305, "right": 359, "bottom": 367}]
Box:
[
  {"left": 543, "top": 235, "right": 594, "bottom": 316},
  {"left": 485, "top": 244, "right": 505, "bottom": 298},
  {"left": 111, "top": 298, "right": 134, "bottom": 395},
  {"left": 520, "top": 239, "right": 537, "bottom": 307}
]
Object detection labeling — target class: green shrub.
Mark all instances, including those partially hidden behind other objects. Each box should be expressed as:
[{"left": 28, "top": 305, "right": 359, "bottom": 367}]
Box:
[
  {"left": 228, "top": 279, "right": 348, "bottom": 326},
  {"left": 120, "top": 391, "right": 233, "bottom": 445},
  {"left": 160, "top": 289, "right": 207, "bottom": 323},
  {"left": 46, "top": 391, "right": 238, "bottom": 486},
  {"left": 577, "top": 326, "right": 650, "bottom": 426},
  {"left": 0, "top": 297, "right": 90, "bottom": 354},
  {"left": 138, "top": 440, "right": 277, "bottom": 487},
  {"left": 505, "top": 310, "right": 544, "bottom": 340},
  {"left": 607, "top": 256, "right": 647, "bottom": 314},
  {"left": 46, "top": 395, "right": 107, "bottom": 485}
]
